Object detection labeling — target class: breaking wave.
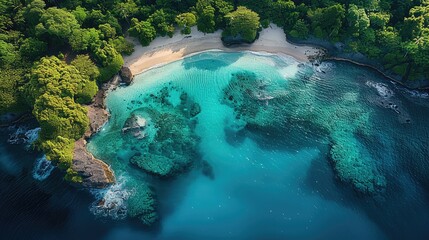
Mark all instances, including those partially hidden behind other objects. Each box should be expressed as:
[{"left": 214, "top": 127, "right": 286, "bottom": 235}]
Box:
[
  {"left": 32, "top": 155, "right": 54, "bottom": 181},
  {"left": 89, "top": 176, "right": 132, "bottom": 220},
  {"left": 7, "top": 126, "right": 41, "bottom": 149}
]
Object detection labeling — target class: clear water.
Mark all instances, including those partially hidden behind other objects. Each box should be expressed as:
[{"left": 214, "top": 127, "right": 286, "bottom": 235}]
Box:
[{"left": 1, "top": 51, "right": 429, "bottom": 239}]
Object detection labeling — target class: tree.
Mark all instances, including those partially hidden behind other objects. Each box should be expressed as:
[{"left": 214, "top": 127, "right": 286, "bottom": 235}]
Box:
[
  {"left": 40, "top": 136, "right": 75, "bottom": 170},
  {"left": 212, "top": 0, "right": 234, "bottom": 28},
  {"left": 405, "top": 35, "right": 429, "bottom": 70},
  {"left": 113, "top": 0, "right": 138, "bottom": 21},
  {"left": 19, "top": 37, "right": 47, "bottom": 61},
  {"left": 85, "top": 10, "right": 122, "bottom": 33},
  {"left": 71, "top": 54, "right": 100, "bottom": 80},
  {"left": 0, "top": 40, "right": 18, "bottom": 65},
  {"left": 36, "top": 7, "right": 80, "bottom": 39},
  {"left": 94, "top": 42, "right": 124, "bottom": 82},
  {"left": 270, "top": 0, "right": 296, "bottom": 29},
  {"left": 23, "top": 0, "right": 45, "bottom": 26},
  {"left": 148, "top": 9, "right": 175, "bottom": 37},
  {"left": 129, "top": 18, "right": 157, "bottom": 46},
  {"left": 24, "top": 56, "right": 93, "bottom": 105},
  {"left": 402, "top": 3, "right": 429, "bottom": 40},
  {"left": 69, "top": 28, "right": 101, "bottom": 52},
  {"left": 176, "top": 12, "right": 197, "bottom": 34},
  {"left": 70, "top": 55, "right": 99, "bottom": 104},
  {"left": 196, "top": 0, "right": 216, "bottom": 33},
  {"left": 0, "top": 68, "right": 27, "bottom": 114},
  {"left": 223, "top": 6, "right": 260, "bottom": 42},
  {"left": 289, "top": 19, "right": 309, "bottom": 39},
  {"left": 72, "top": 6, "right": 87, "bottom": 25},
  {"left": 368, "top": 12, "right": 390, "bottom": 29},
  {"left": 109, "top": 36, "right": 134, "bottom": 55},
  {"left": 347, "top": 4, "right": 370, "bottom": 37},
  {"left": 33, "top": 93, "right": 88, "bottom": 141},
  {"left": 308, "top": 4, "right": 345, "bottom": 40},
  {"left": 99, "top": 23, "right": 116, "bottom": 39},
  {"left": 25, "top": 56, "right": 92, "bottom": 171}
]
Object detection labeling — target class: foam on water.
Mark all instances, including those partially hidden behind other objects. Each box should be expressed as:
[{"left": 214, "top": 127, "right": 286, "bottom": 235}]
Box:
[
  {"left": 7, "top": 126, "right": 41, "bottom": 149},
  {"left": 89, "top": 176, "right": 132, "bottom": 220},
  {"left": 32, "top": 155, "right": 54, "bottom": 181}
]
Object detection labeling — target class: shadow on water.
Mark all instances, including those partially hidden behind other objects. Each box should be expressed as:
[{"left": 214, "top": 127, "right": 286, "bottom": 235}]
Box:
[{"left": 181, "top": 51, "right": 242, "bottom": 71}]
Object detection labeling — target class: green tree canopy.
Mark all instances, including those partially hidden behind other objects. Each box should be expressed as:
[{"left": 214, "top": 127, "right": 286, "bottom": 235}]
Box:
[
  {"left": 196, "top": 0, "right": 216, "bottom": 33},
  {"left": 223, "top": 6, "right": 260, "bottom": 42},
  {"left": 71, "top": 54, "right": 100, "bottom": 80},
  {"left": 94, "top": 42, "right": 124, "bottom": 82},
  {"left": 23, "top": 0, "right": 46, "bottom": 26},
  {"left": 113, "top": 0, "right": 139, "bottom": 21},
  {"left": 33, "top": 93, "right": 88, "bottom": 141},
  {"left": 148, "top": 9, "right": 175, "bottom": 37},
  {"left": 0, "top": 40, "right": 18, "bottom": 65},
  {"left": 308, "top": 4, "right": 345, "bottom": 39},
  {"left": 19, "top": 37, "right": 47, "bottom": 61},
  {"left": 72, "top": 6, "right": 87, "bottom": 25},
  {"left": 175, "top": 12, "right": 197, "bottom": 34},
  {"left": 129, "top": 18, "right": 157, "bottom": 46},
  {"left": 69, "top": 28, "right": 101, "bottom": 52},
  {"left": 0, "top": 68, "right": 27, "bottom": 114},
  {"left": 347, "top": 4, "right": 370, "bottom": 37},
  {"left": 36, "top": 7, "right": 80, "bottom": 39}
]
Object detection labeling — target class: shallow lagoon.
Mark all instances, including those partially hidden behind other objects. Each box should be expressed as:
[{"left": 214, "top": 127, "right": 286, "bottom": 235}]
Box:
[{"left": 1, "top": 51, "right": 429, "bottom": 239}]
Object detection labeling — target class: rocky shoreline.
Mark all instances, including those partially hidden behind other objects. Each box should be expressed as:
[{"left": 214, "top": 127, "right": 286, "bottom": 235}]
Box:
[
  {"left": 71, "top": 75, "right": 122, "bottom": 188},
  {"left": 287, "top": 36, "right": 429, "bottom": 90}
]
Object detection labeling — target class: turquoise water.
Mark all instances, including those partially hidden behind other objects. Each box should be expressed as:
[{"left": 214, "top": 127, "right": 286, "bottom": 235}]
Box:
[
  {"left": 1, "top": 51, "right": 429, "bottom": 239},
  {"left": 84, "top": 51, "right": 429, "bottom": 239}
]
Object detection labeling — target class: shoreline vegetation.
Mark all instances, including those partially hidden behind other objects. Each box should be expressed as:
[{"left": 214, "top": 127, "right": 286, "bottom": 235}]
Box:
[{"left": 1, "top": 0, "right": 428, "bottom": 190}]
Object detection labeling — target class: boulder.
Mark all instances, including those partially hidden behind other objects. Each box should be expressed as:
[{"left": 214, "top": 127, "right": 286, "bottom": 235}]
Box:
[
  {"left": 190, "top": 103, "right": 201, "bottom": 117},
  {"left": 122, "top": 114, "right": 147, "bottom": 139},
  {"left": 120, "top": 66, "right": 134, "bottom": 85}
]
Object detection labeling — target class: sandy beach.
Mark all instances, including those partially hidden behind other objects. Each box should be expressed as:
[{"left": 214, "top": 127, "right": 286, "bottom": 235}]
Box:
[{"left": 123, "top": 24, "right": 322, "bottom": 76}]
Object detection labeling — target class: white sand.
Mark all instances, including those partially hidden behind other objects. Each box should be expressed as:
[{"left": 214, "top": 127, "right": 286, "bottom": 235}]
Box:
[{"left": 123, "top": 24, "right": 321, "bottom": 76}]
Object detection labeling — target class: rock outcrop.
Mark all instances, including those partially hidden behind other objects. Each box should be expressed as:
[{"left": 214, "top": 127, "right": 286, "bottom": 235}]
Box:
[
  {"left": 72, "top": 75, "right": 121, "bottom": 188},
  {"left": 120, "top": 66, "right": 134, "bottom": 85},
  {"left": 72, "top": 139, "right": 115, "bottom": 188}
]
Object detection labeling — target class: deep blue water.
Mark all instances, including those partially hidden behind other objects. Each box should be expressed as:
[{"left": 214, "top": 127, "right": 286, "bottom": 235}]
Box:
[{"left": 1, "top": 51, "right": 429, "bottom": 240}]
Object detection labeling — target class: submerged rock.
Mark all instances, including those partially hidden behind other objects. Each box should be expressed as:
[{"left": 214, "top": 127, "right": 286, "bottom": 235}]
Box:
[
  {"left": 329, "top": 131, "right": 386, "bottom": 194},
  {"left": 72, "top": 139, "right": 115, "bottom": 188},
  {"left": 122, "top": 114, "right": 147, "bottom": 139},
  {"left": 128, "top": 107, "right": 199, "bottom": 177},
  {"left": 127, "top": 182, "right": 158, "bottom": 226},
  {"left": 201, "top": 160, "right": 215, "bottom": 180},
  {"left": 131, "top": 153, "right": 178, "bottom": 177}
]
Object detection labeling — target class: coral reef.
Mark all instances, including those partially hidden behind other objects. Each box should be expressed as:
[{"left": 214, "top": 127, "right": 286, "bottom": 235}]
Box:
[
  {"left": 126, "top": 182, "right": 158, "bottom": 225},
  {"left": 329, "top": 130, "right": 386, "bottom": 194},
  {"left": 221, "top": 68, "right": 386, "bottom": 195},
  {"left": 124, "top": 85, "right": 201, "bottom": 177}
]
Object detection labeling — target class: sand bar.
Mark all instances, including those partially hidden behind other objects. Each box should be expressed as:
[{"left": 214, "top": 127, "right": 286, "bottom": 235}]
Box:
[{"left": 123, "top": 24, "right": 322, "bottom": 76}]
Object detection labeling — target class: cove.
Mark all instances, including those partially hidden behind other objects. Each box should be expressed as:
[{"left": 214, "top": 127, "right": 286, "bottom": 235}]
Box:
[{"left": 85, "top": 51, "right": 429, "bottom": 240}]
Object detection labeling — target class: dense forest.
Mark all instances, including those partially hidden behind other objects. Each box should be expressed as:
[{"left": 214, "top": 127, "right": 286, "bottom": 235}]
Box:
[{"left": 1, "top": 0, "right": 428, "bottom": 181}]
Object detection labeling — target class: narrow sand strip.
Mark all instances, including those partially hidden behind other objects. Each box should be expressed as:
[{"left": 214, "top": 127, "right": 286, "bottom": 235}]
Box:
[{"left": 123, "top": 24, "right": 321, "bottom": 76}]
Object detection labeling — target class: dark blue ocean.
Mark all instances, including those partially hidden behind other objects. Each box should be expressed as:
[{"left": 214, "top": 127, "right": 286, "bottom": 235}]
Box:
[{"left": 1, "top": 52, "right": 429, "bottom": 240}]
